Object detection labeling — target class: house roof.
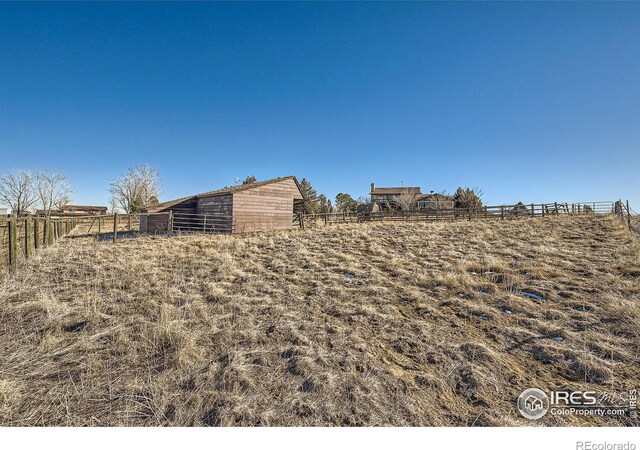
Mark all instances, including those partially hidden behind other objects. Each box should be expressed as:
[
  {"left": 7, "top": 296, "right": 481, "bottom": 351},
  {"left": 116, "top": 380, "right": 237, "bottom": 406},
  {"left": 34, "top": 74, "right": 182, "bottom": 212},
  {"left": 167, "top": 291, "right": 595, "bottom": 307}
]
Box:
[
  {"left": 370, "top": 186, "right": 422, "bottom": 195},
  {"left": 35, "top": 209, "right": 103, "bottom": 217},
  {"left": 416, "top": 192, "right": 454, "bottom": 201},
  {"left": 61, "top": 205, "right": 108, "bottom": 211},
  {"left": 196, "top": 176, "right": 302, "bottom": 198},
  {"left": 147, "top": 176, "right": 303, "bottom": 213}
]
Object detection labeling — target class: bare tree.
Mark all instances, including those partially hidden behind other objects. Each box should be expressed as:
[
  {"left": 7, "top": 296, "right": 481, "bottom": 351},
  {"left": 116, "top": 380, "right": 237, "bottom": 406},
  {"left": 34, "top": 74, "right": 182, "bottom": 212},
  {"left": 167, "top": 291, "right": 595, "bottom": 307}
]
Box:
[
  {"left": 109, "top": 164, "right": 161, "bottom": 213},
  {"left": 35, "top": 170, "right": 73, "bottom": 216},
  {"left": 394, "top": 193, "right": 418, "bottom": 211},
  {"left": 108, "top": 196, "right": 119, "bottom": 214},
  {"left": 0, "top": 170, "right": 37, "bottom": 215}
]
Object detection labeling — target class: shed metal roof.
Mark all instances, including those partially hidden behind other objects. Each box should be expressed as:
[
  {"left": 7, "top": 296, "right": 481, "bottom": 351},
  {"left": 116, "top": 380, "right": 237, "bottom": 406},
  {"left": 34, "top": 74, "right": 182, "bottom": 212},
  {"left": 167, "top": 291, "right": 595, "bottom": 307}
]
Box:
[{"left": 146, "top": 176, "right": 302, "bottom": 213}]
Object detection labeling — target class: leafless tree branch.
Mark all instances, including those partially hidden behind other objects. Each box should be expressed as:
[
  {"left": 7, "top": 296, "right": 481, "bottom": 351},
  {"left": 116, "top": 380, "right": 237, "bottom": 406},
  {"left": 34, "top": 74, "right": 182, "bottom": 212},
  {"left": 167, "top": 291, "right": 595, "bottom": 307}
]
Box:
[
  {"left": 35, "top": 170, "right": 73, "bottom": 216},
  {"left": 0, "top": 170, "right": 37, "bottom": 215},
  {"left": 109, "top": 164, "right": 161, "bottom": 213}
]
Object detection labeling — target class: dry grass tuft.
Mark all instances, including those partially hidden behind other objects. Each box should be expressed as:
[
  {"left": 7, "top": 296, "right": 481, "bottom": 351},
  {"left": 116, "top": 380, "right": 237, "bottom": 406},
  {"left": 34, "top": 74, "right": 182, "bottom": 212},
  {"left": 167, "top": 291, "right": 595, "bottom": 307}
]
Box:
[{"left": 0, "top": 215, "right": 638, "bottom": 426}]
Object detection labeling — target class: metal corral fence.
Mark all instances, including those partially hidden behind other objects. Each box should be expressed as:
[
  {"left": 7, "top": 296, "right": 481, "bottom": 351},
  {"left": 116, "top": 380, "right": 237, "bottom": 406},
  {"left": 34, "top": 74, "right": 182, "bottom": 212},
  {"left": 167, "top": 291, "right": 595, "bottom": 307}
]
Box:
[
  {"left": 295, "top": 201, "right": 632, "bottom": 228},
  {"left": 67, "top": 211, "right": 235, "bottom": 236}
]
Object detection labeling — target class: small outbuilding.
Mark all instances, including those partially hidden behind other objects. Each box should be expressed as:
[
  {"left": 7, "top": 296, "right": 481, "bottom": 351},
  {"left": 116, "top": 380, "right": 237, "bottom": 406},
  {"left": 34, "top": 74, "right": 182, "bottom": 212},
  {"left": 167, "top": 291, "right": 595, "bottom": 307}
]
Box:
[
  {"left": 141, "top": 176, "right": 304, "bottom": 234},
  {"left": 35, "top": 205, "right": 108, "bottom": 217}
]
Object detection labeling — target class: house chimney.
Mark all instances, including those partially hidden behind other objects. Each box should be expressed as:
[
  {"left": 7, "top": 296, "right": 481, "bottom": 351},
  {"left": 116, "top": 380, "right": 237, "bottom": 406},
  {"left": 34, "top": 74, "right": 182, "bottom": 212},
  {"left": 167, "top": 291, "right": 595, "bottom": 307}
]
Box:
[{"left": 371, "top": 182, "right": 375, "bottom": 192}]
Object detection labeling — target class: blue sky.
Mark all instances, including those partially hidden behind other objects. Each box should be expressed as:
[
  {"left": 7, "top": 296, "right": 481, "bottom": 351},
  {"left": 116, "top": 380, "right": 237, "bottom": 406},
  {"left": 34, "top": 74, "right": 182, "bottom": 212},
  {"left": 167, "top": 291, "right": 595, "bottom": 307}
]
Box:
[{"left": 1, "top": 2, "right": 639, "bottom": 208}]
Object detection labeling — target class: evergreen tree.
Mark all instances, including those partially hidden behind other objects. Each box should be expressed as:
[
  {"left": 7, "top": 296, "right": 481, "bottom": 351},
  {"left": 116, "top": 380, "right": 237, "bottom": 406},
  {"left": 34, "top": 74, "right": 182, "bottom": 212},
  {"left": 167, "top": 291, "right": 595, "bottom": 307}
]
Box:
[
  {"left": 453, "top": 187, "right": 483, "bottom": 209},
  {"left": 243, "top": 176, "right": 257, "bottom": 185},
  {"left": 299, "top": 178, "right": 319, "bottom": 214},
  {"left": 318, "top": 194, "right": 333, "bottom": 213},
  {"left": 335, "top": 193, "right": 358, "bottom": 213}
]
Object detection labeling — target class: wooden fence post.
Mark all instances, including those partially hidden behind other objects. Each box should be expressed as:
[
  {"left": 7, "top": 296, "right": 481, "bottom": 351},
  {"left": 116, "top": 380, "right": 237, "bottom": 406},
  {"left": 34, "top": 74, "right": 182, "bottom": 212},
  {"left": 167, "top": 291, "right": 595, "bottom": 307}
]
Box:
[
  {"left": 468, "top": 208, "right": 472, "bottom": 221},
  {"left": 34, "top": 218, "right": 40, "bottom": 250},
  {"left": 168, "top": 211, "right": 174, "bottom": 235},
  {"left": 8, "top": 217, "right": 17, "bottom": 273},
  {"left": 203, "top": 214, "right": 207, "bottom": 232},
  {"left": 627, "top": 200, "right": 632, "bottom": 231},
  {"left": 128, "top": 214, "right": 132, "bottom": 231},
  {"left": 530, "top": 204, "right": 534, "bottom": 217},
  {"left": 500, "top": 205, "right": 504, "bottom": 220},
  {"left": 98, "top": 216, "right": 102, "bottom": 234},
  {"left": 44, "top": 217, "right": 50, "bottom": 246},
  {"left": 87, "top": 217, "right": 95, "bottom": 234},
  {"left": 554, "top": 202, "right": 558, "bottom": 215},
  {"left": 113, "top": 213, "right": 118, "bottom": 242},
  {"left": 25, "top": 214, "right": 32, "bottom": 259}
]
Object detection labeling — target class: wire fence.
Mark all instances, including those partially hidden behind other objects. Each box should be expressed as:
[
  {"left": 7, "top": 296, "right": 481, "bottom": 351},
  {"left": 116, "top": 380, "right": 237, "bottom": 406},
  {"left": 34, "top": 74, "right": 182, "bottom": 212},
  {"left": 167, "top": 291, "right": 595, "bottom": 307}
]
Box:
[
  {"left": 0, "top": 200, "right": 635, "bottom": 273},
  {"left": 295, "top": 201, "right": 627, "bottom": 228},
  {"left": 0, "top": 211, "right": 235, "bottom": 273},
  {"left": 0, "top": 215, "right": 78, "bottom": 274}
]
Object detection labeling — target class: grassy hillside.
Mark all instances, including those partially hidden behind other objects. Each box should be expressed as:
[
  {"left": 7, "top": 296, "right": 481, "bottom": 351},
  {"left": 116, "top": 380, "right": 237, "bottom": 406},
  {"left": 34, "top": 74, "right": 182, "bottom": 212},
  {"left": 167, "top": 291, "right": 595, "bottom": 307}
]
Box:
[{"left": 0, "top": 216, "right": 638, "bottom": 426}]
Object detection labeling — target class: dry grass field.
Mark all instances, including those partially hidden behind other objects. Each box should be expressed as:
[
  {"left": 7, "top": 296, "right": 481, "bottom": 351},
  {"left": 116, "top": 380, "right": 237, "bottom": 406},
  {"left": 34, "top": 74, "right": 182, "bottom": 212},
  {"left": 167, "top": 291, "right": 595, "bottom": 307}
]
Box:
[{"left": 0, "top": 215, "right": 638, "bottom": 426}]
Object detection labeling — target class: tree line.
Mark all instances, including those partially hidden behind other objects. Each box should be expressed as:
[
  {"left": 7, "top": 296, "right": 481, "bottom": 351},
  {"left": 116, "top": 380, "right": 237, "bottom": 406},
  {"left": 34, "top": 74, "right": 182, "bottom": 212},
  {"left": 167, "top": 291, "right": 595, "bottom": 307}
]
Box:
[
  {"left": 295, "top": 178, "right": 483, "bottom": 214},
  {"left": 1, "top": 166, "right": 483, "bottom": 217},
  {"left": 0, "top": 164, "right": 162, "bottom": 216},
  {"left": 296, "top": 178, "right": 366, "bottom": 214},
  {"left": 0, "top": 170, "right": 73, "bottom": 216}
]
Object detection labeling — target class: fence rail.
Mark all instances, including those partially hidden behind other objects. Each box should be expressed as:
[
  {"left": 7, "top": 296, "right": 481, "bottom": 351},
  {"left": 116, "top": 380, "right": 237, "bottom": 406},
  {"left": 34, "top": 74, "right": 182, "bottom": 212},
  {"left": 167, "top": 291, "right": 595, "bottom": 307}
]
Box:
[
  {"left": 295, "top": 201, "right": 628, "bottom": 228},
  {"left": 171, "top": 212, "right": 235, "bottom": 234},
  {"left": 0, "top": 215, "right": 79, "bottom": 273},
  {"left": 1, "top": 199, "right": 635, "bottom": 273}
]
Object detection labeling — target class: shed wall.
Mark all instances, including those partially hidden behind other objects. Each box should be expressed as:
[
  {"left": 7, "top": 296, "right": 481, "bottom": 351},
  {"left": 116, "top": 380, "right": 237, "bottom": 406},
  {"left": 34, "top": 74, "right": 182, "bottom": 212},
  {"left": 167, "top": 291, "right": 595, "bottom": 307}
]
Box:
[
  {"left": 196, "top": 194, "right": 233, "bottom": 232},
  {"left": 140, "top": 213, "right": 170, "bottom": 234},
  {"left": 231, "top": 178, "right": 301, "bottom": 233},
  {"left": 140, "top": 198, "right": 196, "bottom": 233}
]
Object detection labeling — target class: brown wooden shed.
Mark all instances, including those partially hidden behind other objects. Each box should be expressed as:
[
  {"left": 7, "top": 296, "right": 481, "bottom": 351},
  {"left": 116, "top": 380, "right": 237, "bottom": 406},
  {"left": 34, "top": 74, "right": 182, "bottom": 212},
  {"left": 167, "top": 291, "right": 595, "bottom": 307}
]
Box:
[{"left": 140, "top": 176, "right": 303, "bottom": 234}]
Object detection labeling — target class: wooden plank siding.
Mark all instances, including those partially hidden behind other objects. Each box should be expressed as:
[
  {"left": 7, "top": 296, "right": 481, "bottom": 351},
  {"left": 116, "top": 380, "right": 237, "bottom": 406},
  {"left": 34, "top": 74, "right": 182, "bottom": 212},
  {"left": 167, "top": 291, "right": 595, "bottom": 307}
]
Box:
[
  {"left": 140, "top": 213, "right": 170, "bottom": 234},
  {"left": 165, "top": 198, "right": 197, "bottom": 215},
  {"left": 231, "top": 178, "right": 302, "bottom": 233},
  {"left": 140, "top": 198, "right": 196, "bottom": 233},
  {"left": 196, "top": 194, "right": 233, "bottom": 232},
  {"left": 141, "top": 176, "right": 303, "bottom": 234}
]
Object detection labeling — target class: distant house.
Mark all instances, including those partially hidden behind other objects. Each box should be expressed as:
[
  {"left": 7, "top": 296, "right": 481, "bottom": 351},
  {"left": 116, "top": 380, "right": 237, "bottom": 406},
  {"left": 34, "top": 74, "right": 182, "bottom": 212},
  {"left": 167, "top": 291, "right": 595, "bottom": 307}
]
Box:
[
  {"left": 417, "top": 192, "right": 455, "bottom": 210},
  {"left": 509, "top": 202, "right": 530, "bottom": 216},
  {"left": 141, "top": 176, "right": 304, "bottom": 234},
  {"left": 370, "top": 183, "right": 421, "bottom": 205},
  {"left": 356, "top": 202, "right": 381, "bottom": 214},
  {"left": 35, "top": 205, "right": 107, "bottom": 217},
  {"left": 369, "top": 183, "right": 453, "bottom": 210}
]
